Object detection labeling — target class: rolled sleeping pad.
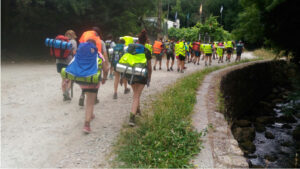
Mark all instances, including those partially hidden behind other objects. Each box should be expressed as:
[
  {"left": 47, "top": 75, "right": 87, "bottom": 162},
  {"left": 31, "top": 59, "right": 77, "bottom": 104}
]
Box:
[
  {"left": 115, "top": 63, "right": 147, "bottom": 77},
  {"left": 61, "top": 68, "right": 101, "bottom": 84},
  {"left": 45, "top": 38, "right": 72, "bottom": 50}
]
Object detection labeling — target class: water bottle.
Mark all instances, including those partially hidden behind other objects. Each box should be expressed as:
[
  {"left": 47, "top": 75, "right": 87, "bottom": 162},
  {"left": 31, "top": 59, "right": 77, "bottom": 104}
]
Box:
[{"left": 116, "top": 63, "right": 147, "bottom": 77}]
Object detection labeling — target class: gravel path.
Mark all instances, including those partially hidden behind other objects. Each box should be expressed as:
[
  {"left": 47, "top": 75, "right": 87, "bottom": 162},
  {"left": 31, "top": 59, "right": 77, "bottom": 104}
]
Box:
[{"left": 1, "top": 53, "right": 256, "bottom": 168}]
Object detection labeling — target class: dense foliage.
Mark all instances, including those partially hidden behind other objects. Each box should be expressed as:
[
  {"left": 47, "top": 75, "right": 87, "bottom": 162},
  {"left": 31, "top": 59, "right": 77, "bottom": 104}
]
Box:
[
  {"left": 168, "top": 16, "right": 232, "bottom": 42},
  {"left": 2, "top": 0, "right": 155, "bottom": 58}
]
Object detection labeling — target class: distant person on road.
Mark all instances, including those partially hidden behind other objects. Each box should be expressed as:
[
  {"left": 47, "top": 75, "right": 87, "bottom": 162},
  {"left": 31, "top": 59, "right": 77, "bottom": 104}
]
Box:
[
  {"left": 204, "top": 42, "right": 213, "bottom": 66},
  {"left": 192, "top": 40, "right": 201, "bottom": 65},
  {"left": 235, "top": 40, "right": 244, "bottom": 62},
  {"left": 165, "top": 39, "right": 175, "bottom": 71},
  {"left": 225, "top": 40, "right": 234, "bottom": 62},
  {"left": 175, "top": 39, "right": 186, "bottom": 73},
  {"left": 56, "top": 30, "right": 77, "bottom": 101},
  {"left": 217, "top": 42, "right": 225, "bottom": 63},
  {"left": 153, "top": 38, "right": 164, "bottom": 70},
  {"left": 112, "top": 39, "right": 130, "bottom": 99}
]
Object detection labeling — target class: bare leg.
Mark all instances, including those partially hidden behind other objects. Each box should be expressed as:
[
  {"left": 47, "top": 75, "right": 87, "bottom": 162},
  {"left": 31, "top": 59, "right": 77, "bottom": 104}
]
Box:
[
  {"left": 85, "top": 92, "right": 96, "bottom": 123},
  {"left": 114, "top": 72, "right": 120, "bottom": 94},
  {"left": 131, "top": 84, "right": 145, "bottom": 115}
]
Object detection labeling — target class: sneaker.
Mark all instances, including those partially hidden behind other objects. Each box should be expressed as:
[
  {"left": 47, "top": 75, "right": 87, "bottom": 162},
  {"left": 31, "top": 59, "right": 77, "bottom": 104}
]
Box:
[
  {"left": 167, "top": 69, "right": 170, "bottom": 72},
  {"left": 159, "top": 67, "right": 162, "bottom": 70},
  {"left": 63, "top": 91, "right": 71, "bottom": 101},
  {"left": 124, "top": 88, "right": 130, "bottom": 94},
  {"left": 128, "top": 113, "right": 136, "bottom": 127},
  {"left": 113, "top": 93, "right": 117, "bottom": 99},
  {"left": 205, "top": 63, "right": 208, "bottom": 67},
  {"left": 170, "top": 67, "right": 173, "bottom": 71},
  {"left": 177, "top": 68, "right": 180, "bottom": 72},
  {"left": 153, "top": 66, "right": 156, "bottom": 71},
  {"left": 197, "top": 63, "right": 200, "bottom": 65},
  {"left": 83, "top": 122, "right": 91, "bottom": 134},
  {"left": 79, "top": 95, "right": 85, "bottom": 106},
  {"left": 95, "top": 98, "right": 99, "bottom": 104},
  {"left": 181, "top": 70, "right": 184, "bottom": 73}
]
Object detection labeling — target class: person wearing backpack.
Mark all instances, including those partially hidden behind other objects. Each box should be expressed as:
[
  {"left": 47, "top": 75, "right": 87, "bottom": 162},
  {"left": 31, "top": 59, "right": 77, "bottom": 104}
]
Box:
[
  {"left": 112, "top": 39, "right": 130, "bottom": 99},
  {"left": 235, "top": 40, "right": 244, "bottom": 62},
  {"left": 63, "top": 39, "right": 102, "bottom": 133},
  {"left": 116, "top": 29, "right": 152, "bottom": 126},
  {"left": 166, "top": 39, "right": 175, "bottom": 71},
  {"left": 105, "top": 34, "right": 116, "bottom": 79},
  {"left": 153, "top": 38, "right": 164, "bottom": 70},
  {"left": 78, "top": 27, "right": 109, "bottom": 106},
  {"left": 55, "top": 30, "right": 77, "bottom": 101}
]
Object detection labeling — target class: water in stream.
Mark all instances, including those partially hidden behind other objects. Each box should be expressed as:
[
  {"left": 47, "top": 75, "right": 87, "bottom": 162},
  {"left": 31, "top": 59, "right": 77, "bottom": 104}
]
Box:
[{"left": 248, "top": 101, "right": 300, "bottom": 168}]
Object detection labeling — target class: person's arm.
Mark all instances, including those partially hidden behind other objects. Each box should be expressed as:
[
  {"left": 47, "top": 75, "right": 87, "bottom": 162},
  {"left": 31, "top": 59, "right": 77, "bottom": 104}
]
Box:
[
  {"left": 101, "top": 40, "right": 109, "bottom": 83},
  {"left": 70, "top": 39, "right": 77, "bottom": 56},
  {"left": 145, "top": 49, "right": 152, "bottom": 84}
]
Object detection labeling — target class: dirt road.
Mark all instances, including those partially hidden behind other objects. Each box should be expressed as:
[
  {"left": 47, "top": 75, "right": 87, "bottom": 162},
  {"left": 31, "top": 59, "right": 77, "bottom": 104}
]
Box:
[{"left": 1, "top": 53, "right": 256, "bottom": 168}]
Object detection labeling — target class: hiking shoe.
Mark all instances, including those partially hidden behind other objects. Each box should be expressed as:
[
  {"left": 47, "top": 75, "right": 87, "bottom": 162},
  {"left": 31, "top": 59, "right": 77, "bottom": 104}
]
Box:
[
  {"left": 137, "top": 107, "right": 141, "bottom": 116},
  {"left": 159, "top": 67, "right": 162, "bottom": 70},
  {"left": 167, "top": 69, "right": 170, "bottom": 72},
  {"left": 197, "top": 63, "right": 200, "bottom": 65},
  {"left": 83, "top": 122, "right": 91, "bottom": 134},
  {"left": 170, "top": 67, "right": 173, "bottom": 71},
  {"left": 113, "top": 93, "right": 117, "bottom": 99},
  {"left": 63, "top": 91, "right": 71, "bottom": 101},
  {"left": 95, "top": 98, "right": 99, "bottom": 104},
  {"left": 153, "top": 66, "right": 156, "bottom": 71},
  {"left": 124, "top": 88, "right": 130, "bottom": 94},
  {"left": 79, "top": 95, "right": 85, "bottom": 106},
  {"left": 128, "top": 113, "right": 136, "bottom": 127},
  {"left": 177, "top": 68, "right": 180, "bottom": 72}
]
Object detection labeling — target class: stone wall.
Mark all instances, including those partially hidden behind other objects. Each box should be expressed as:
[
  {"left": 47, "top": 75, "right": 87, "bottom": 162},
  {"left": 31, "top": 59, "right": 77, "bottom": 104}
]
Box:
[{"left": 220, "top": 61, "right": 292, "bottom": 120}]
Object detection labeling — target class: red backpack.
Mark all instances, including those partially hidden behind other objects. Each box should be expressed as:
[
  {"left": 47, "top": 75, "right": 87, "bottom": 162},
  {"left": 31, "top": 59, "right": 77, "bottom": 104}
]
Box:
[{"left": 50, "top": 35, "right": 71, "bottom": 59}]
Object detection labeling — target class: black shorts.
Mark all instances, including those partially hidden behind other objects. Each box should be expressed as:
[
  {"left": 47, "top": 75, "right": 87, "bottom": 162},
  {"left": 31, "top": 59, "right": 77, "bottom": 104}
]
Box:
[
  {"left": 194, "top": 51, "right": 200, "bottom": 57},
  {"left": 125, "top": 74, "right": 147, "bottom": 85},
  {"left": 154, "top": 53, "right": 162, "bottom": 61},
  {"left": 82, "top": 88, "right": 98, "bottom": 93},
  {"left": 56, "top": 63, "right": 68, "bottom": 73},
  {"left": 227, "top": 48, "right": 233, "bottom": 54},
  {"left": 167, "top": 52, "right": 174, "bottom": 60},
  {"left": 179, "top": 54, "right": 185, "bottom": 61},
  {"left": 237, "top": 52, "right": 242, "bottom": 56},
  {"left": 206, "top": 54, "right": 212, "bottom": 57}
]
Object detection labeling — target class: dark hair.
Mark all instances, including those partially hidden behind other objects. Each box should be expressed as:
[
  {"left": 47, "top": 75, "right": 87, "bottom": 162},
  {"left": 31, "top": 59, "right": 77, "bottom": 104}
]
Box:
[
  {"left": 92, "top": 26, "right": 102, "bottom": 38},
  {"left": 87, "top": 39, "right": 96, "bottom": 45},
  {"left": 119, "top": 39, "right": 125, "bottom": 44},
  {"left": 138, "top": 29, "right": 147, "bottom": 45}
]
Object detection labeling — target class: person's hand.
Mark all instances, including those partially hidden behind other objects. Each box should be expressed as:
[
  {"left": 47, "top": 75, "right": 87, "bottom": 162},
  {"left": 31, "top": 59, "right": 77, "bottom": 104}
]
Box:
[
  {"left": 102, "top": 71, "right": 108, "bottom": 84},
  {"left": 103, "top": 61, "right": 110, "bottom": 73}
]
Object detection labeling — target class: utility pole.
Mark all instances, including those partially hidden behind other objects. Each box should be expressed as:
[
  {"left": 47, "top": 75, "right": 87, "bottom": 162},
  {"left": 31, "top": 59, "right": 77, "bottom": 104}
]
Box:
[{"left": 157, "top": 0, "right": 162, "bottom": 39}]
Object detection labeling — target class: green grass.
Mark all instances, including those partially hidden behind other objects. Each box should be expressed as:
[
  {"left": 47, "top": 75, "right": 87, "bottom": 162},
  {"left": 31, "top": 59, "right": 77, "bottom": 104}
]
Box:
[
  {"left": 114, "top": 58, "right": 261, "bottom": 168},
  {"left": 253, "top": 48, "right": 276, "bottom": 60}
]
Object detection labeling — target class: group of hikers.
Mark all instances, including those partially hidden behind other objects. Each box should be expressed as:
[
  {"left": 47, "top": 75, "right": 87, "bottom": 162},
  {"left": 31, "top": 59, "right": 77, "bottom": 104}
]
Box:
[
  {"left": 150, "top": 38, "right": 244, "bottom": 73},
  {"left": 48, "top": 27, "right": 244, "bottom": 133}
]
